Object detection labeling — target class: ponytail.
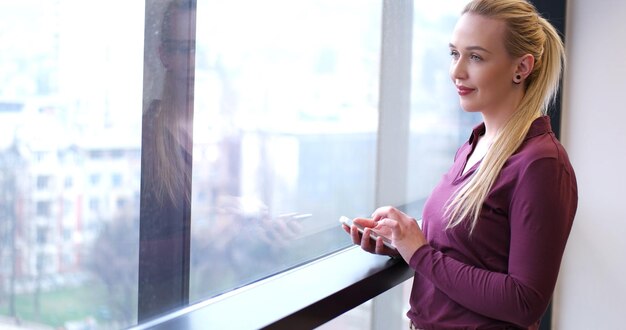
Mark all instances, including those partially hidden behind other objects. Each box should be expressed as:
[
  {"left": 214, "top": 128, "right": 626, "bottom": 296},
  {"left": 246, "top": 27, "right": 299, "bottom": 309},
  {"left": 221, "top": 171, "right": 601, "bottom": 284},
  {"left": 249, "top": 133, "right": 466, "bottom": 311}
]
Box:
[{"left": 445, "top": 0, "right": 565, "bottom": 233}]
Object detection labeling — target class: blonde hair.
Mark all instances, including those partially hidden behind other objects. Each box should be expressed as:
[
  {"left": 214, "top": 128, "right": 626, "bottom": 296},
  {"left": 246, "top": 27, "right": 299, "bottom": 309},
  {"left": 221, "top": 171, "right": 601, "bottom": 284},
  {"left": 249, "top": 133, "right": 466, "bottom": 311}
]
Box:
[
  {"left": 445, "top": 0, "right": 565, "bottom": 232},
  {"left": 147, "top": 0, "right": 195, "bottom": 207},
  {"left": 151, "top": 75, "right": 192, "bottom": 206}
]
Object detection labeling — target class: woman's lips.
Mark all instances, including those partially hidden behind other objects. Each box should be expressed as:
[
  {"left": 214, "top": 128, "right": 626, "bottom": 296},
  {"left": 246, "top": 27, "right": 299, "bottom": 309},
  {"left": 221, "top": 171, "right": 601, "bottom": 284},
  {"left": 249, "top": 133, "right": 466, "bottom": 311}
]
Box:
[{"left": 456, "top": 85, "right": 475, "bottom": 96}]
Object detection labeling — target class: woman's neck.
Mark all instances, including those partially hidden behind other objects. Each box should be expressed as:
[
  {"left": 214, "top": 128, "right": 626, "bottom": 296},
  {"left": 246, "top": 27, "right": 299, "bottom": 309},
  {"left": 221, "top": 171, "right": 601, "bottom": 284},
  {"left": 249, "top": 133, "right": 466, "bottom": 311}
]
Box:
[{"left": 480, "top": 89, "right": 525, "bottom": 140}]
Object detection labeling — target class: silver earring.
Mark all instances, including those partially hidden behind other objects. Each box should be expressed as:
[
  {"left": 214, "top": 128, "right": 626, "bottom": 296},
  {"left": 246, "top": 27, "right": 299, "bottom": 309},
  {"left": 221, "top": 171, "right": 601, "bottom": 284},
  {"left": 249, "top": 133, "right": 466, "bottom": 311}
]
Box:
[{"left": 513, "top": 74, "right": 522, "bottom": 84}]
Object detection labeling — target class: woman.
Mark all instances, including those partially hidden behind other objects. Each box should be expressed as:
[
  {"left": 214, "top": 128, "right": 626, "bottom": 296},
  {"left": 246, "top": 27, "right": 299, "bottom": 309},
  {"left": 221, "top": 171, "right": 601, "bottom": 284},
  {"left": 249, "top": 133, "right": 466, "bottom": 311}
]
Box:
[{"left": 344, "top": 0, "right": 577, "bottom": 329}]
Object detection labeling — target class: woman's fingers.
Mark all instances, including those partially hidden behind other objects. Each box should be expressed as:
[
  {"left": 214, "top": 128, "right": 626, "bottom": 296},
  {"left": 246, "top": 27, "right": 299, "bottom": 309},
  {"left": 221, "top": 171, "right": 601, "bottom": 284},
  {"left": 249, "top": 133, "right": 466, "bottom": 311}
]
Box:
[
  {"left": 371, "top": 206, "right": 409, "bottom": 222},
  {"left": 360, "top": 227, "right": 376, "bottom": 252},
  {"left": 350, "top": 224, "right": 361, "bottom": 245},
  {"left": 342, "top": 213, "right": 415, "bottom": 256},
  {"left": 375, "top": 218, "right": 399, "bottom": 242},
  {"left": 342, "top": 223, "right": 351, "bottom": 234},
  {"left": 371, "top": 206, "right": 392, "bottom": 221},
  {"left": 375, "top": 217, "right": 397, "bottom": 229},
  {"left": 374, "top": 235, "right": 388, "bottom": 254},
  {"left": 353, "top": 217, "right": 377, "bottom": 228}
]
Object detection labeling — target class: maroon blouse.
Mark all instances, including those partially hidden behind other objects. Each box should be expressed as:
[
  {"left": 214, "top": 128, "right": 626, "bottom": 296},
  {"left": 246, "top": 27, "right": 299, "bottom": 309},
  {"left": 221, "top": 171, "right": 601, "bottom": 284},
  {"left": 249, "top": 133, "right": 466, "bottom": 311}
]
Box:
[{"left": 408, "top": 116, "right": 578, "bottom": 329}]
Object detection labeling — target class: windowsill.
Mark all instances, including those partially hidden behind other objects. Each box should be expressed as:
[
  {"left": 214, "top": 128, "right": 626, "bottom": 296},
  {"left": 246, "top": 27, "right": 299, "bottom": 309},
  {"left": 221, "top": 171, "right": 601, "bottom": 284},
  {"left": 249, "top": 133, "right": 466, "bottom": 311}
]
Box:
[{"left": 130, "top": 246, "right": 414, "bottom": 329}]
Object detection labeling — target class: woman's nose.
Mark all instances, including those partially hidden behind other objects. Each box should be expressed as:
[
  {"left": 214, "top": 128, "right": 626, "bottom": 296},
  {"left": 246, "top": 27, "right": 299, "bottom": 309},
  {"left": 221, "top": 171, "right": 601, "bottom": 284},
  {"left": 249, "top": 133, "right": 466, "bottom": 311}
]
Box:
[{"left": 450, "top": 59, "right": 467, "bottom": 81}]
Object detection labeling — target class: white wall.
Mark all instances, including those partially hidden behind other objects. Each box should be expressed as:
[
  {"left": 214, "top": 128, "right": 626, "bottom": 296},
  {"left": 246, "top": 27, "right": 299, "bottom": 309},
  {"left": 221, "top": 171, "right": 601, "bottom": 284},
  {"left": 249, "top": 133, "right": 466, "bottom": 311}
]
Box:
[{"left": 555, "top": 0, "right": 626, "bottom": 328}]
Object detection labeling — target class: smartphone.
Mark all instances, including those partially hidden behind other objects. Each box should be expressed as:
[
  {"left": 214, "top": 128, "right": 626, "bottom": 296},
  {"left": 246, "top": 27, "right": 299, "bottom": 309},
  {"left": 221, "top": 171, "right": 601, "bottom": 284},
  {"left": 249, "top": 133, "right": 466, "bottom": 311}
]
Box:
[{"left": 339, "top": 216, "right": 396, "bottom": 250}]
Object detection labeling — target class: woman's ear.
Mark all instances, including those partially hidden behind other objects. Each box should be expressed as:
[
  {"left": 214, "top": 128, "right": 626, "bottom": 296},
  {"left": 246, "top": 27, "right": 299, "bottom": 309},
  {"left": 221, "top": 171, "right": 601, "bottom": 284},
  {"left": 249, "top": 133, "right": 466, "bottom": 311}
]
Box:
[{"left": 515, "top": 54, "right": 535, "bottom": 81}]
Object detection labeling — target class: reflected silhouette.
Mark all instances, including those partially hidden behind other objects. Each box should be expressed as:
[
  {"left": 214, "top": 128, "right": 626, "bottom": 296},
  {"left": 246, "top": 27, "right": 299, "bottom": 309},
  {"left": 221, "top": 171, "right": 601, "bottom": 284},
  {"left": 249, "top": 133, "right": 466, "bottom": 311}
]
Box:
[{"left": 138, "top": 0, "right": 196, "bottom": 321}]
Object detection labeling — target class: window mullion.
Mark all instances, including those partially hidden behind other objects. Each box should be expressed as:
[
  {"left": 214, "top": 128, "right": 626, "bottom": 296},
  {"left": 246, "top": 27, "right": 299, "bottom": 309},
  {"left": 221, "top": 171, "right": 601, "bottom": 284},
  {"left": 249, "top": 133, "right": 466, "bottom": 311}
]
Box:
[
  {"left": 372, "top": 1, "right": 414, "bottom": 330},
  {"left": 138, "top": 0, "right": 197, "bottom": 322}
]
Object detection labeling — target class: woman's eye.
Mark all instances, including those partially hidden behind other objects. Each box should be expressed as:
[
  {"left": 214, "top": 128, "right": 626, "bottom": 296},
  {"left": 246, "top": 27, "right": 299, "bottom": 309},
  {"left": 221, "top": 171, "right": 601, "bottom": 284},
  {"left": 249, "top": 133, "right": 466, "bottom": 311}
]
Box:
[
  {"left": 470, "top": 54, "right": 482, "bottom": 61},
  {"left": 450, "top": 50, "right": 459, "bottom": 59}
]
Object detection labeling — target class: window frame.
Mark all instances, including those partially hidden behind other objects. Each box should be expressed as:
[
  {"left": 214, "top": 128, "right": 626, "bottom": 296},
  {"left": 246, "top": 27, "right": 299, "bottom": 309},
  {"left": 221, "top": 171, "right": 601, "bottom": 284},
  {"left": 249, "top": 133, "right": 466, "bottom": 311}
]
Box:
[
  {"left": 131, "top": 247, "right": 413, "bottom": 329},
  {"left": 531, "top": 1, "right": 567, "bottom": 328},
  {"left": 137, "top": 0, "right": 196, "bottom": 321}
]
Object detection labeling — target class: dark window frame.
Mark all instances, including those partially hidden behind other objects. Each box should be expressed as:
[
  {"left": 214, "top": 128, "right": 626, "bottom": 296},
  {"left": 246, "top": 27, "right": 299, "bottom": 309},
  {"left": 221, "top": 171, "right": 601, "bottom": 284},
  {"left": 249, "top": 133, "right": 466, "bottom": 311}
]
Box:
[
  {"left": 137, "top": 0, "right": 196, "bottom": 321},
  {"left": 531, "top": 1, "right": 567, "bottom": 328},
  {"left": 132, "top": 247, "right": 414, "bottom": 330}
]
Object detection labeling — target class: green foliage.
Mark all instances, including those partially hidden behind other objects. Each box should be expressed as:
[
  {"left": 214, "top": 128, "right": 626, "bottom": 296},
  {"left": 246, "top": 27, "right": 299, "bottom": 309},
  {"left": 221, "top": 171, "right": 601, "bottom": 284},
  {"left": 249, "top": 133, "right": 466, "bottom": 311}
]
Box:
[{"left": 0, "top": 283, "right": 120, "bottom": 328}]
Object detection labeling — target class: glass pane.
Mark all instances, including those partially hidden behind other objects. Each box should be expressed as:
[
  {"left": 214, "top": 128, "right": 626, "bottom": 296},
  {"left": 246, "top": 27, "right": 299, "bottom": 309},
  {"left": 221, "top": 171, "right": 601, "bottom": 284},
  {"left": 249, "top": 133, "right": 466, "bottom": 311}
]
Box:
[
  {"left": 0, "top": 0, "right": 143, "bottom": 329},
  {"left": 320, "top": 2, "right": 475, "bottom": 330},
  {"left": 189, "top": 0, "right": 382, "bottom": 301},
  {"left": 407, "top": 0, "right": 479, "bottom": 209}
]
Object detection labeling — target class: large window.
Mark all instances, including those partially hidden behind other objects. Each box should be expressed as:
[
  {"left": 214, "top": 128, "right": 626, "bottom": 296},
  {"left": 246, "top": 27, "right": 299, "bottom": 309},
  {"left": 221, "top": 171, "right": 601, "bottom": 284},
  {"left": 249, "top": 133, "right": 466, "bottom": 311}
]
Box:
[
  {"left": 0, "top": 0, "right": 481, "bottom": 329},
  {"left": 187, "top": 0, "right": 381, "bottom": 302},
  {"left": 320, "top": 1, "right": 477, "bottom": 329}
]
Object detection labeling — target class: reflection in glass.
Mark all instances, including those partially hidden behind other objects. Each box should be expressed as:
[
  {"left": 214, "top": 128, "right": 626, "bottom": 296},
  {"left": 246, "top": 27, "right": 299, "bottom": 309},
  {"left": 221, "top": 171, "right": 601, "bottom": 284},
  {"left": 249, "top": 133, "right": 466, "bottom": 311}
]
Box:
[
  {"left": 138, "top": 0, "right": 197, "bottom": 321},
  {"left": 189, "top": 0, "right": 382, "bottom": 301}
]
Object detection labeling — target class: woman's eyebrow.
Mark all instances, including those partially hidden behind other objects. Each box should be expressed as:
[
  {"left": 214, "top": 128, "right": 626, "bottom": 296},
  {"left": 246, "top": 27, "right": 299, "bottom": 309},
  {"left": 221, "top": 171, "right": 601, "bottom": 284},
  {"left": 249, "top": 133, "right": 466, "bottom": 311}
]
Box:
[{"left": 448, "top": 43, "right": 492, "bottom": 54}]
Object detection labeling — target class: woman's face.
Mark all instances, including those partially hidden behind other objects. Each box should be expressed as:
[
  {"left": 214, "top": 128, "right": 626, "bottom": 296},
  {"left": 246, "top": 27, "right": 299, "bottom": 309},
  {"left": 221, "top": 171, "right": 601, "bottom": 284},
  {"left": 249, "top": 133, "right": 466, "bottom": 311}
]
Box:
[
  {"left": 449, "top": 13, "right": 519, "bottom": 115},
  {"left": 160, "top": 9, "right": 196, "bottom": 83}
]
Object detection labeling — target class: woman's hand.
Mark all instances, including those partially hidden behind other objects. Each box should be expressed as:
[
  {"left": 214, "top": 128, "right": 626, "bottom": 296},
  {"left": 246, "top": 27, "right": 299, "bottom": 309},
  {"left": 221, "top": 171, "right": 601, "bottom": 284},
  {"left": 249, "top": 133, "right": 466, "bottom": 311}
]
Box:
[
  {"left": 371, "top": 206, "right": 427, "bottom": 263},
  {"left": 342, "top": 217, "right": 401, "bottom": 258}
]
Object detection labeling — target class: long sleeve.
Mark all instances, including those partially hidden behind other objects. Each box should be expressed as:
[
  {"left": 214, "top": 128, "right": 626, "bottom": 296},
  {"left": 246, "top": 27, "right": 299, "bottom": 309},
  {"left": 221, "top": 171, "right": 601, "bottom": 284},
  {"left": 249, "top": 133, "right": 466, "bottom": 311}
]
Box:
[{"left": 410, "top": 156, "right": 577, "bottom": 327}]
